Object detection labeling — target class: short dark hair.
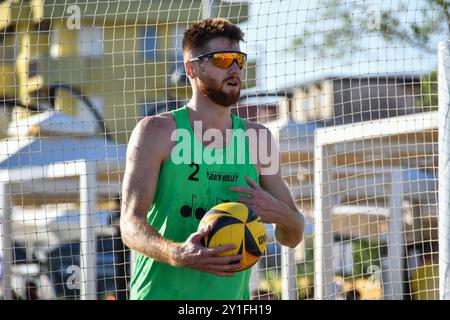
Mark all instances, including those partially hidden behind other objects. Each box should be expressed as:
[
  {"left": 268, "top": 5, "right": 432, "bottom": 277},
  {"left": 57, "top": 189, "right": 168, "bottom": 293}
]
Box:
[{"left": 182, "top": 18, "right": 244, "bottom": 57}]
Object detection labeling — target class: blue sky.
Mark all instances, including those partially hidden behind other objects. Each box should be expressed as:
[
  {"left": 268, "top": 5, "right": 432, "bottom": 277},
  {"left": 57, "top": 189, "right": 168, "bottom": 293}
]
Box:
[{"left": 236, "top": 0, "right": 441, "bottom": 91}]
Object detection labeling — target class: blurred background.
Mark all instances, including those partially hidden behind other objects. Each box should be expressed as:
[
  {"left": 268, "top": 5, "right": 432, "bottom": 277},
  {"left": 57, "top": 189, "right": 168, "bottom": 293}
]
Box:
[{"left": 0, "top": 0, "right": 444, "bottom": 300}]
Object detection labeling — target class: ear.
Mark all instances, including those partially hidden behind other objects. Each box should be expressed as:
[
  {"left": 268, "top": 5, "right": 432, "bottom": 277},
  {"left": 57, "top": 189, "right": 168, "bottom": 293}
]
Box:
[{"left": 185, "top": 61, "right": 197, "bottom": 79}]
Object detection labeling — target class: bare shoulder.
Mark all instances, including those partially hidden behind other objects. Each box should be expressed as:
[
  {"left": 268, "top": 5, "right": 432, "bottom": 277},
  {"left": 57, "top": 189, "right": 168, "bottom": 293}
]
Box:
[
  {"left": 243, "top": 119, "right": 275, "bottom": 143},
  {"left": 136, "top": 111, "right": 176, "bottom": 136},
  {"left": 128, "top": 111, "right": 176, "bottom": 162}
]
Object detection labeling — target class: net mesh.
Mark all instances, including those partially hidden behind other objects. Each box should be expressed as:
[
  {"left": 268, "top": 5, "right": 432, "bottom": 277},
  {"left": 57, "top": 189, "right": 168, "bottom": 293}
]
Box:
[{"left": 0, "top": 0, "right": 443, "bottom": 300}]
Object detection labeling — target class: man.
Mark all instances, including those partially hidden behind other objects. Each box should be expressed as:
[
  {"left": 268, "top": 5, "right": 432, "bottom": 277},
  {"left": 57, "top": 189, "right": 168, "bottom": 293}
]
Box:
[{"left": 120, "top": 18, "right": 305, "bottom": 300}]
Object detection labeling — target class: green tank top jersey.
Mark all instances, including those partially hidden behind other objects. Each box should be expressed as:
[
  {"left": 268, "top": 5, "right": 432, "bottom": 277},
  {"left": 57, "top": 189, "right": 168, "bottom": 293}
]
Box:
[{"left": 130, "top": 105, "right": 260, "bottom": 300}]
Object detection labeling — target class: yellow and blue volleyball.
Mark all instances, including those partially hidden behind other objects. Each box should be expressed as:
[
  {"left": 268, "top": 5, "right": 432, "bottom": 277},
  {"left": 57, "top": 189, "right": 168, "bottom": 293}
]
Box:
[{"left": 198, "top": 202, "right": 267, "bottom": 271}]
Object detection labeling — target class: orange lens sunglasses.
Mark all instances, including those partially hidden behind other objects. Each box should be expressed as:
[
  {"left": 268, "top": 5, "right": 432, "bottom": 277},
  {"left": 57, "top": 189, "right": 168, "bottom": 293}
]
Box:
[{"left": 189, "top": 51, "right": 247, "bottom": 69}]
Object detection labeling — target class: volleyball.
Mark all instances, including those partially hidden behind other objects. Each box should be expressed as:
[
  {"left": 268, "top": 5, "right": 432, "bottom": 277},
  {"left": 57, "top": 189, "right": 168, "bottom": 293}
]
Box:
[{"left": 198, "top": 202, "right": 267, "bottom": 271}]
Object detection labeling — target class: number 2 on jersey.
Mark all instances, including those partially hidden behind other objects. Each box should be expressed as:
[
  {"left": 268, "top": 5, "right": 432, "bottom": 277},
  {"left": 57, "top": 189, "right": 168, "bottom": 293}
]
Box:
[{"left": 188, "top": 162, "right": 200, "bottom": 181}]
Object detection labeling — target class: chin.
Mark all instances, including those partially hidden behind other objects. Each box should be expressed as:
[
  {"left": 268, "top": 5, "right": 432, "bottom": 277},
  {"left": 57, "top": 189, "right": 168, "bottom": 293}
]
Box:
[{"left": 224, "top": 87, "right": 241, "bottom": 97}]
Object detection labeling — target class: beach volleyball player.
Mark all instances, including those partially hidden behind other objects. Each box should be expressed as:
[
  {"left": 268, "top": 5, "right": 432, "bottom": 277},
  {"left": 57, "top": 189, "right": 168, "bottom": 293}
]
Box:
[{"left": 120, "top": 18, "right": 305, "bottom": 300}]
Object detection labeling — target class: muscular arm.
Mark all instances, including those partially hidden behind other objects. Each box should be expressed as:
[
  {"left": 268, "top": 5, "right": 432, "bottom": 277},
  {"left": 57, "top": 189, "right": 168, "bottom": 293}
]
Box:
[
  {"left": 233, "top": 176, "right": 305, "bottom": 248},
  {"left": 259, "top": 173, "right": 305, "bottom": 248},
  {"left": 120, "top": 115, "right": 178, "bottom": 265},
  {"left": 232, "top": 123, "right": 305, "bottom": 248}
]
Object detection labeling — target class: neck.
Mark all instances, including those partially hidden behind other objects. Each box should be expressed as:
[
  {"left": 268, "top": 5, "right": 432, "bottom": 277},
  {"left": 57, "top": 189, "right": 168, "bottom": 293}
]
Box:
[{"left": 187, "top": 91, "right": 233, "bottom": 132}]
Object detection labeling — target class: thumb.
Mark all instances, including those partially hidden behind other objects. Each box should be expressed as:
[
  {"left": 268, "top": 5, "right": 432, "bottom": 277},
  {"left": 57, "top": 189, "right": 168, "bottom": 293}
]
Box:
[{"left": 191, "top": 224, "right": 211, "bottom": 243}]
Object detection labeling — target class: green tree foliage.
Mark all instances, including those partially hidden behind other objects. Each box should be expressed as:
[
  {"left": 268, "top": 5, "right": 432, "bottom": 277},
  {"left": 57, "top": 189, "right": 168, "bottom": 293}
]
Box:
[
  {"left": 352, "top": 239, "right": 382, "bottom": 277},
  {"left": 418, "top": 71, "right": 438, "bottom": 109}
]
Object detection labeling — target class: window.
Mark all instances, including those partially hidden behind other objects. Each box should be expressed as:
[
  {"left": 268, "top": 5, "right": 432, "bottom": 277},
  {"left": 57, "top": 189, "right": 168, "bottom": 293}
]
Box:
[
  {"left": 172, "top": 24, "right": 186, "bottom": 62},
  {"left": 0, "top": 25, "right": 17, "bottom": 61},
  {"left": 333, "top": 240, "right": 354, "bottom": 276},
  {"left": 142, "top": 26, "right": 157, "bottom": 61},
  {"left": 169, "top": 24, "right": 188, "bottom": 85},
  {"left": 79, "top": 26, "right": 103, "bottom": 57}
]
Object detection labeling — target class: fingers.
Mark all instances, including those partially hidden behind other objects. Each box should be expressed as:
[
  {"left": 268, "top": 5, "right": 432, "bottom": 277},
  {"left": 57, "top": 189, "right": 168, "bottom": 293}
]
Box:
[
  {"left": 191, "top": 224, "right": 211, "bottom": 243},
  {"left": 204, "top": 253, "right": 242, "bottom": 264},
  {"left": 245, "top": 176, "right": 261, "bottom": 190},
  {"left": 236, "top": 196, "right": 255, "bottom": 205},
  {"left": 200, "top": 224, "right": 212, "bottom": 235},
  {"left": 231, "top": 177, "right": 262, "bottom": 196},
  {"left": 206, "top": 244, "right": 236, "bottom": 256},
  {"left": 201, "top": 260, "right": 242, "bottom": 277},
  {"left": 210, "top": 271, "right": 236, "bottom": 277},
  {"left": 230, "top": 186, "right": 255, "bottom": 196},
  {"left": 184, "top": 245, "right": 242, "bottom": 277},
  {"left": 203, "top": 260, "right": 241, "bottom": 270}
]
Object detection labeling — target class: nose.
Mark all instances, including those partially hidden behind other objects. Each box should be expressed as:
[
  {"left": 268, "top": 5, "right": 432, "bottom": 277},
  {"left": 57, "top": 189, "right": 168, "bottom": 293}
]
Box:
[{"left": 228, "top": 60, "right": 241, "bottom": 74}]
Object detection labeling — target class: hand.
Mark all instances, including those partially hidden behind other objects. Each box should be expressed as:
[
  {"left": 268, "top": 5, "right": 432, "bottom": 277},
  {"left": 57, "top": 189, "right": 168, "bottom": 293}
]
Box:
[
  {"left": 231, "top": 176, "right": 288, "bottom": 225},
  {"left": 172, "top": 225, "right": 242, "bottom": 277}
]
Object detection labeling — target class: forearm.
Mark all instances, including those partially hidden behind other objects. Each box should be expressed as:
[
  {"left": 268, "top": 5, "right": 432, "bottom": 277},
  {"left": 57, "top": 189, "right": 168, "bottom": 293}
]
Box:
[
  {"left": 120, "top": 216, "right": 180, "bottom": 266},
  {"left": 273, "top": 202, "right": 305, "bottom": 248},
  {"left": 121, "top": 215, "right": 243, "bottom": 277}
]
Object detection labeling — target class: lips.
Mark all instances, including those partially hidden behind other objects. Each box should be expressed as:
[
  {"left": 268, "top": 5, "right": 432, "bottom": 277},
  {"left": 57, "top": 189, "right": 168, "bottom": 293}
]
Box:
[{"left": 225, "top": 78, "right": 241, "bottom": 87}]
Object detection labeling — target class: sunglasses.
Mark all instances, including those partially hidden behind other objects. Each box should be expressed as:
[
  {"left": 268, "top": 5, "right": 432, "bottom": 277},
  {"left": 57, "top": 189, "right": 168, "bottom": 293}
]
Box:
[{"left": 189, "top": 51, "right": 247, "bottom": 70}]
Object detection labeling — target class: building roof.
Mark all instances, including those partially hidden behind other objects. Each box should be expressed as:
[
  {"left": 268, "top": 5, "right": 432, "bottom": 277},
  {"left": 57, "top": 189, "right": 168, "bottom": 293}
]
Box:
[
  {"left": 1, "top": 110, "right": 125, "bottom": 170},
  {"left": 241, "top": 73, "right": 423, "bottom": 98},
  {"left": 6, "top": 110, "right": 98, "bottom": 138},
  {"left": 41, "top": 0, "right": 249, "bottom": 24},
  {"left": 0, "top": 111, "right": 126, "bottom": 197}
]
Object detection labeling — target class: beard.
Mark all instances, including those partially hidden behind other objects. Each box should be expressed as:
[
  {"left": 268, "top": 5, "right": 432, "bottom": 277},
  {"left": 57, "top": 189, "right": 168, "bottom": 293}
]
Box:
[{"left": 198, "top": 74, "right": 241, "bottom": 107}]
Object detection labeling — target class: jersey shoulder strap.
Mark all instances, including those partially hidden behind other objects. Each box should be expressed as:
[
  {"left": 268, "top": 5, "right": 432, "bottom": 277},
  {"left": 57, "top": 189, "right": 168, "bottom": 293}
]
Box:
[{"left": 171, "top": 105, "right": 190, "bottom": 131}]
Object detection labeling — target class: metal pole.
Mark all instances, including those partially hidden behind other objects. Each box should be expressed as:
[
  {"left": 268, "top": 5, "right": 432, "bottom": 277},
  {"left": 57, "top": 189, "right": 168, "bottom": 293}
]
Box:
[
  {"left": 384, "top": 170, "right": 404, "bottom": 300},
  {"left": 249, "top": 262, "right": 259, "bottom": 297},
  {"left": 0, "top": 183, "right": 13, "bottom": 300},
  {"left": 314, "top": 143, "right": 336, "bottom": 300},
  {"left": 281, "top": 246, "right": 297, "bottom": 300},
  {"left": 79, "top": 161, "right": 98, "bottom": 300},
  {"left": 438, "top": 40, "right": 450, "bottom": 300}
]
